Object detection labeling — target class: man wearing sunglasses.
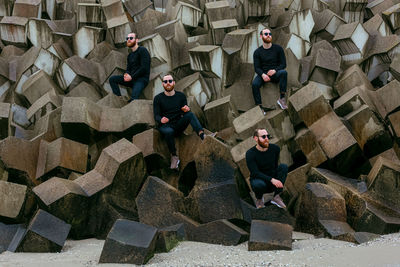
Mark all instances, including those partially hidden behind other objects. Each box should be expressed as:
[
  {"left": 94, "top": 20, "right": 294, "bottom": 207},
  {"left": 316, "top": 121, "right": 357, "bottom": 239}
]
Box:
[
  {"left": 252, "top": 28, "right": 288, "bottom": 111},
  {"left": 109, "top": 32, "right": 151, "bottom": 102},
  {"left": 245, "top": 128, "right": 288, "bottom": 209},
  {"left": 153, "top": 74, "right": 208, "bottom": 169}
]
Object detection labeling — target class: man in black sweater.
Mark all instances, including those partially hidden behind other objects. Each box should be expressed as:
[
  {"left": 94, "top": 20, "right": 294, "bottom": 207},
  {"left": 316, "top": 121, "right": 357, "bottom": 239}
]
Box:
[
  {"left": 109, "top": 32, "right": 151, "bottom": 102},
  {"left": 253, "top": 28, "right": 288, "bottom": 111},
  {"left": 245, "top": 128, "right": 288, "bottom": 209},
  {"left": 153, "top": 74, "right": 207, "bottom": 169}
]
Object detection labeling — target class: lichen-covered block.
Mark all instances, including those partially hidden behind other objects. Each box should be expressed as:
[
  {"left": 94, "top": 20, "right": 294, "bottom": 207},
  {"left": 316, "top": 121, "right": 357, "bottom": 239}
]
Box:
[{"left": 295, "top": 183, "right": 347, "bottom": 235}]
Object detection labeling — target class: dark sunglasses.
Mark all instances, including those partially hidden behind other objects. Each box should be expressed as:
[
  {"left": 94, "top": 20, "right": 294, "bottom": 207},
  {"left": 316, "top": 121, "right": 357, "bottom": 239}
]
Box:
[
  {"left": 163, "top": 79, "right": 174, "bottom": 84},
  {"left": 259, "top": 134, "right": 270, "bottom": 139},
  {"left": 126, "top": 36, "right": 135, "bottom": 41},
  {"left": 263, "top": 32, "right": 272, "bottom": 36}
]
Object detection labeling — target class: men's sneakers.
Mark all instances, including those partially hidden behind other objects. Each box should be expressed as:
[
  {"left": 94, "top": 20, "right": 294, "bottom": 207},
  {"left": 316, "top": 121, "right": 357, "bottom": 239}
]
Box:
[
  {"left": 170, "top": 156, "right": 180, "bottom": 170},
  {"left": 277, "top": 98, "right": 288, "bottom": 110},
  {"left": 270, "top": 194, "right": 286, "bottom": 209},
  {"left": 255, "top": 196, "right": 265, "bottom": 209}
]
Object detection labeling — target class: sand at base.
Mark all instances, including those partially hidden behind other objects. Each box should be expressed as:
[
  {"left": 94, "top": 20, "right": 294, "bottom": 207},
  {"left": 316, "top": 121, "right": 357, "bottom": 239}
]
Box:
[{"left": 0, "top": 233, "right": 399, "bottom": 267}]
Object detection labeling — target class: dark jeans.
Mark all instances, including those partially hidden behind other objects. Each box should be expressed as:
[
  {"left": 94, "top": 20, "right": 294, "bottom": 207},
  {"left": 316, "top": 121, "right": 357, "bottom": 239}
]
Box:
[
  {"left": 158, "top": 112, "right": 203, "bottom": 155},
  {"left": 251, "top": 70, "right": 287, "bottom": 105},
  {"left": 250, "top": 164, "right": 288, "bottom": 200},
  {"left": 109, "top": 75, "right": 148, "bottom": 100}
]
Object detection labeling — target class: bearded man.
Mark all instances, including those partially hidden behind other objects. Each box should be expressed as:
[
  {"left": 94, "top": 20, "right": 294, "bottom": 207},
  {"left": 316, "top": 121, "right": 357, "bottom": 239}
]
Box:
[
  {"left": 109, "top": 32, "right": 151, "bottom": 102},
  {"left": 245, "top": 128, "right": 288, "bottom": 209},
  {"left": 153, "top": 74, "right": 209, "bottom": 170},
  {"left": 252, "top": 28, "right": 288, "bottom": 111}
]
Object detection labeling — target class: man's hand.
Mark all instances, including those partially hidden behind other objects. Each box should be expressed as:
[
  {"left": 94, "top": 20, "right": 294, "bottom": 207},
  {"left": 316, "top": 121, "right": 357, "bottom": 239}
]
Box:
[
  {"left": 261, "top": 73, "right": 270, "bottom": 82},
  {"left": 124, "top": 73, "right": 132, "bottom": 82},
  {"left": 181, "top": 105, "right": 190, "bottom": 112},
  {"left": 161, "top": 117, "right": 169, "bottom": 124},
  {"left": 271, "top": 178, "right": 283, "bottom": 188},
  {"left": 267, "top": 69, "right": 276, "bottom": 76}
]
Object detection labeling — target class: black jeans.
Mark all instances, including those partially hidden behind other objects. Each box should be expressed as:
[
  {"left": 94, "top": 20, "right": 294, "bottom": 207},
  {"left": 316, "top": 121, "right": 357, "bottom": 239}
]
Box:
[
  {"left": 109, "top": 75, "right": 148, "bottom": 100},
  {"left": 158, "top": 112, "right": 203, "bottom": 155},
  {"left": 250, "top": 164, "right": 288, "bottom": 200},
  {"left": 251, "top": 70, "right": 287, "bottom": 106}
]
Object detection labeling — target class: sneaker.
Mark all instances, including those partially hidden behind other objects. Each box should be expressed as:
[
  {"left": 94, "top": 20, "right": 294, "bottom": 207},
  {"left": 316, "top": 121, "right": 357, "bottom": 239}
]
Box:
[
  {"left": 259, "top": 105, "right": 267, "bottom": 115},
  {"left": 277, "top": 98, "right": 288, "bottom": 110},
  {"left": 255, "top": 196, "right": 265, "bottom": 209},
  {"left": 270, "top": 194, "right": 286, "bottom": 209},
  {"left": 207, "top": 132, "right": 217, "bottom": 138},
  {"left": 170, "top": 156, "right": 180, "bottom": 169}
]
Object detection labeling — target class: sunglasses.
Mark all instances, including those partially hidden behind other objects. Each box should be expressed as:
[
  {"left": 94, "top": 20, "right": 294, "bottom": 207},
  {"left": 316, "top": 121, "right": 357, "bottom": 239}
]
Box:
[
  {"left": 263, "top": 32, "right": 272, "bottom": 36},
  {"left": 163, "top": 79, "right": 174, "bottom": 84},
  {"left": 259, "top": 134, "right": 270, "bottom": 139},
  {"left": 126, "top": 36, "right": 135, "bottom": 41}
]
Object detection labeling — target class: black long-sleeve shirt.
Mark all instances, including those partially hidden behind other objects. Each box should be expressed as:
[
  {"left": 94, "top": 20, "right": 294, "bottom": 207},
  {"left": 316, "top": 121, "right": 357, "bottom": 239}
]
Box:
[
  {"left": 126, "top": 46, "right": 151, "bottom": 81},
  {"left": 245, "top": 144, "right": 280, "bottom": 182},
  {"left": 253, "top": 44, "right": 286, "bottom": 77},
  {"left": 153, "top": 91, "right": 187, "bottom": 124}
]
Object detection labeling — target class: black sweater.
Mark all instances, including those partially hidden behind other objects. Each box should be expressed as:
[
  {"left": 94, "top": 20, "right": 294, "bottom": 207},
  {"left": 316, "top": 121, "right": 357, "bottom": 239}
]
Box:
[
  {"left": 126, "top": 46, "right": 151, "bottom": 81},
  {"left": 153, "top": 91, "right": 187, "bottom": 124},
  {"left": 253, "top": 44, "right": 286, "bottom": 77},
  {"left": 245, "top": 144, "right": 280, "bottom": 182}
]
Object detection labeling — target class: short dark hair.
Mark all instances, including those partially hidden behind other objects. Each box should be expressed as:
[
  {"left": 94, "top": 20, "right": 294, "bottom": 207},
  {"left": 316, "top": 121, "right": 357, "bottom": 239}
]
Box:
[
  {"left": 259, "top": 28, "right": 271, "bottom": 35},
  {"left": 253, "top": 128, "right": 261, "bottom": 137},
  {"left": 163, "top": 74, "right": 174, "bottom": 80}
]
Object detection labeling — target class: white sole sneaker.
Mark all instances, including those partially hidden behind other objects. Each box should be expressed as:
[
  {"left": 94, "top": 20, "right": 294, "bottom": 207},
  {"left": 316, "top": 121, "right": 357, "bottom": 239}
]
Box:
[{"left": 270, "top": 200, "right": 285, "bottom": 209}]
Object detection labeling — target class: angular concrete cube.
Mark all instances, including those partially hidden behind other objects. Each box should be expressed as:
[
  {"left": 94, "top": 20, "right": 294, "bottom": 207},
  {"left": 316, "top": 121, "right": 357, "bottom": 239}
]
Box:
[
  {"left": 204, "top": 95, "right": 237, "bottom": 132},
  {"left": 15, "top": 209, "right": 71, "bottom": 252},
  {"left": 99, "top": 219, "right": 157, "bottom": 265},
  {"left": 248, "top": 220, "right": 292, "bottom": 251}
]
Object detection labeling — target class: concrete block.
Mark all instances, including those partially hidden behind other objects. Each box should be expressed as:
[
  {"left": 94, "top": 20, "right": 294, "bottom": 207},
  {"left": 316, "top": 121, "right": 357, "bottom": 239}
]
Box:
[
  {"left": 248, "top": 220, "right": 292, "bottom": 251},
  {"left": 204, "top": 95, "right": 237, "bottom": 132},
  {"left": 99, "top": 219, "right": 157, "bottom": 265},
  {"left": 0, "top": 181, "right": 35, "bottom": 223},
  {"left": 175, "top": 72, "right": 212, "bottom": 108},
  {"left": 0, "top": 16, "right": 29, "bottom": 47},
  {"left": 28, "top": 19, "right": 57, "bottom": 49},
  {"left": 233, "top": 106, "right": 271, "bottom": 140},
  {"left": 295, "top": 128, "right": 328, "bottom": 167},
  {"left": 155, "top": 224, "right": 185, "bottom": 253}
]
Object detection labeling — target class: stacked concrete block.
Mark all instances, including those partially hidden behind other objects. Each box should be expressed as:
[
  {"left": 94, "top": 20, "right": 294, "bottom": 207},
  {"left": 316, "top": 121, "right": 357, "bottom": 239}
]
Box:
[
  {"left": 222, "top": 29, "right": 258, "bottom": 63},
  {"left": 167, "top": 1, "right": 202, "bottom": 28},
  {"left": 342, "top": 0, "right": 368, "bottom": 23},
  {"left": 101, "top": 0, "right": 130, "bottom": 47},
  {"left": 0, "top": 102, "right": 10, "bottom": 139},
  {"left": 248, "top": 220, "right": 292, "bottom": 251},
  {"left": 311, "top": 9, "right": 346, "bottom": 42},
  {"left": 191, "top": 219, "right": 248, "bottom": 245},
  {"left": 233, "top": 106, "right": 272, "bottom": 141},
  {"left": 388, "top": 110, "right": 400, "bottom": 138},
  {"left": 77, "top": 2, "right": 104, "bottom": 28},
  {"left": 204, "top": 95, "right": 237, "bottom": 132},
  {"left": 27, "top": 19, "right": 58, "bottom": 49},
  {"left": 99, "top": 219, "right": 157, "bottom": 265},
  {"left": 231, "top": 137, "right": 255, "bottom": 179},
  {"left": 367, "top": 157, "right": 400, "bottom": 208},
  {"left": 370, "top": 80, "right": 400, "bottom": 120},
  {"left": 0, "top": 181, "right": 35, "bottom": 223},
  {"left": 66, "top": 81, "right": 102, "bottom": 102},
  {"left": 275, "top": 31, "right": 311, "bottom": 61},
  {"left": 0, "top": 16, "right": 29, "bottom": 47},
  {"left": 333, "top": 22, "right": 369, "bottom": 65},
  {"left": 382, "top": 3, "right": 400, "bottom": 33},
  {"left": 335, "top": 64, "right": 374, "bottom": 96},
  {"left": 12, "top": 0, "right": 42, "bottom": 18},
  {"left": 174, "top": 72, "right": 212, "bottom": 108},
  {"left": 365, "top": 0, "right": 396, "bottom": 18},
  {"left": 243, "top": 0, "right": 270, "bottom": 18},
  {"left": 140, "top": 33, "right": 172, "bottom": 75},
  {"left": 35, "top": 137, "right": 88, "bottom": 181},
  {"left": 363, "top": 14, "right": 391, "bottom": 36},
  {"left": 361, "top": 34, "right": 400, "bottom": 82},
  {"left": 333, "top": 86, "right": 376, "bottom": 117},
  {"left": 13, "top": 209, "right": 71, "bottom": 252},
  {"left": 26, "top": 90, "right": 62, "bottom": 123},
  {"left": 73, "top": 26, "right": 104, "bottom": 59},
  {"left": 124, "top": 0, "right": 153, "bottom": 22}
]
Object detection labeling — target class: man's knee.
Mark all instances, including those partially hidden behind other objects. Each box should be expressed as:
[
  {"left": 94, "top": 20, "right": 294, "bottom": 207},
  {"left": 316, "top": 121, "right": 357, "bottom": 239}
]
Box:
[
  {"left": 278, "top": 163, "right": 288, "bottom": 172},
  {"left": 252, "top": 76, "right": 263, "bottom": 89},
  {"left": 277, "top": 70, "right": 287, "bottom": 78}
]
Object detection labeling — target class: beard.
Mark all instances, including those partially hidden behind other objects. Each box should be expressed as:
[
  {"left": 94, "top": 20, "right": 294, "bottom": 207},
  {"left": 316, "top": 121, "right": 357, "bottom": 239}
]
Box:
[
  {"left": 262, "top": 36, "right": 272, "bottom": 44},
  {"left": 257, "top": 138, "right": 269, "bottom": 149},
  {"left": 164, "top": 84, "right": 174, "bottom": 92},
  {"left": 127, "top": 40, "right": 136, "bottom": 47}
]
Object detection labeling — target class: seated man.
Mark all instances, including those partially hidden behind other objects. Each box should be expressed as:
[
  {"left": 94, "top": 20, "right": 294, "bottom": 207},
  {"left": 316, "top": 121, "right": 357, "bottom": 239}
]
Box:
[
  {"left": 245, "top": 128, "right": 288, "bottom": 209},
  {"left": 153, "top": 74, "right": 208, "bottom": 169},
  {"left": 109, "top": 32, "right": 151, "bottom": 102},
  {"left": 252, "top": 28, "right": 288, "bottom": 111}
]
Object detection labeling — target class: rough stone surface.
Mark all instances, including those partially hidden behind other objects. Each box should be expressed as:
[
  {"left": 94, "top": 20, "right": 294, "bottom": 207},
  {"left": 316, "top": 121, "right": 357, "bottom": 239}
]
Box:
[{"left": 248, "top": 220, "right": 293, "bottom": 251}]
